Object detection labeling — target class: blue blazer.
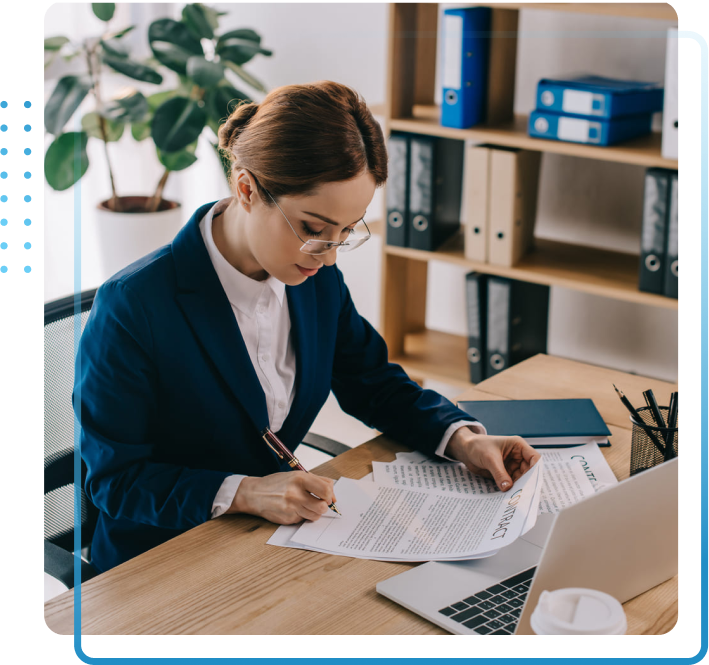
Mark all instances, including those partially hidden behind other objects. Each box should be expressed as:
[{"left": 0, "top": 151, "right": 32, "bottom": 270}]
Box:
[{"left": 74, "top": 200, "right": 479, "bottom": 573}]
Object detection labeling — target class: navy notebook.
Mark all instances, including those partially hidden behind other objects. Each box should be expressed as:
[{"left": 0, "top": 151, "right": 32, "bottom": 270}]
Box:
[{"left": 457, "top": 399, "right": 612, "bottom": 448}]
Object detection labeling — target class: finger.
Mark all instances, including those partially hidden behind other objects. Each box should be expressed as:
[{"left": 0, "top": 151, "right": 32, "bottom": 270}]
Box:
[
  {"left": 301, "top": 493, "right": 329, "bottom": 516},
  {"left": 482, "top": 450, "right": 513, "bottom": 491},
  {"left": 515, "top": 437, "right": 541, "bottom": 465},
  {"left": 296, "top": 503, "right": 325, "bottom": 522},
  {"left": 302, "top": 474, "right": 336, "bottom": 505}
]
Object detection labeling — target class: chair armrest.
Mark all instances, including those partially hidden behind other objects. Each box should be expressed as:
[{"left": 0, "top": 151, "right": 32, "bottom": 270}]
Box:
[
  {"left": 301, "top": 431, "right": 350, "bottom": 458},
  {"left": 44, "top": 541, "right": 99, "bottom": 589}
]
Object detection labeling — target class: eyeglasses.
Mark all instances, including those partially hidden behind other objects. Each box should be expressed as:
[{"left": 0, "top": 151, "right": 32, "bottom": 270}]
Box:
[{"left": 263, "top": 188, "right": 371, "bottom": 255}]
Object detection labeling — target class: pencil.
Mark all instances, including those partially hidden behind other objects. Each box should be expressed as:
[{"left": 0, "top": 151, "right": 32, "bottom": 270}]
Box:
[{"left": 613, "top": 384, "right": 668, "bottom": 459}]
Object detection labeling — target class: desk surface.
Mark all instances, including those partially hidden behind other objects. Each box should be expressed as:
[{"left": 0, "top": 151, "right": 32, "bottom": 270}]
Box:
[{"left": 45, "top": 354, "right": 678, "bottom": 635}]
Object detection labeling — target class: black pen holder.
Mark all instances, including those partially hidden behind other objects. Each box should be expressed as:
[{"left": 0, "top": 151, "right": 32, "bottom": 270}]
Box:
[{"left": 629, "top": 406, "right": 678, "bottom": 476}]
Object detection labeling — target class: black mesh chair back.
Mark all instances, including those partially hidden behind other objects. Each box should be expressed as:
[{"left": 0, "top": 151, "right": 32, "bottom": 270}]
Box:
[{"left": 44, "top": 289, "right": 99, "bottom": 587}]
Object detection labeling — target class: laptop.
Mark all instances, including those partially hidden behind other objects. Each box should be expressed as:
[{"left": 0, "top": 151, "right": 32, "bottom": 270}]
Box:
[{"left": 377, "top": 457, "right": 678, "bottom": 635}]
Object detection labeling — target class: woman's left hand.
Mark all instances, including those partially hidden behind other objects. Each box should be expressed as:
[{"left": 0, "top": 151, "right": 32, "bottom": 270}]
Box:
[{"left": 445, "top": 427, "right": 541, "bottom": 491}]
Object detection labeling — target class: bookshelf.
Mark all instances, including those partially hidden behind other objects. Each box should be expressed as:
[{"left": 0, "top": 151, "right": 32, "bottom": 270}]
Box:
[{"left": 379, "top": 3, "right": 678, "bottom": 387}]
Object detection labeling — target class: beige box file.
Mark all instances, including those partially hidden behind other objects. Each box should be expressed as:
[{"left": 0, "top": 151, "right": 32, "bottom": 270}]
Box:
[
  {"left": 461, "top": 142, "right": 491, "bottom": 263},
  {"left": 488, "top": 149, "right": 542, "bottom": 267}
]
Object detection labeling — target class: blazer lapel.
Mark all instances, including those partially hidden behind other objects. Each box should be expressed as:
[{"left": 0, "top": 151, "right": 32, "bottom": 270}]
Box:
[
  {"left": 172, "top": 202, "right": 269, "bottom": 434},
  {"left": 278, "top": 278, "right": 317, "bottom": 443}
]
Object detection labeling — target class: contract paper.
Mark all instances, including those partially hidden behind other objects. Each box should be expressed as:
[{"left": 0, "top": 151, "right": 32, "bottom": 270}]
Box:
[
  {"left": 375, "top": 442, "right": 616, "bottom": 514},
  {"left": 285, "top": 459, "right": 543, "bottom": 562},
  {"left": 539, "top": 442, "right": 618, "bottom": 492}
]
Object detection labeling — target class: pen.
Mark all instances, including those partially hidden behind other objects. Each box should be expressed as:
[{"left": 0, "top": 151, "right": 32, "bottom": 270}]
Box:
[
  {"left": 643, "top": 388, "right": 667, "bottom": 445},
  {"left": 613, "top": 384, "right": 668, "bottom": 459},
  {"left": 261, "top": 427, "right": 342, "bottom": 516},
  {"left": 665, "top": 391, "right": 678, "bottom": 455}
]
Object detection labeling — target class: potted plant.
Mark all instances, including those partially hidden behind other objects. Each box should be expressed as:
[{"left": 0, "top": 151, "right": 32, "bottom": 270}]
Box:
[{"left": 44, "top": 2, "right": 272, "bottom": 276}]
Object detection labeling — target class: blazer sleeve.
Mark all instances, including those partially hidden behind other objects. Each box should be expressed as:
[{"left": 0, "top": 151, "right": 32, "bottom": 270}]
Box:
[
  {"left": 73, "top": 279, "right": 232, "bottom": 530},
  {"left": 329, "top": 266, "right": 479, "bottom": 458}
]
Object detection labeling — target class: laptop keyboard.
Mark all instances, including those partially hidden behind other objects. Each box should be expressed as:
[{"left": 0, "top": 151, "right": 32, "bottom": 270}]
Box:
[{"left": 437, "top": 567, "right": 536, "bottom": 634}]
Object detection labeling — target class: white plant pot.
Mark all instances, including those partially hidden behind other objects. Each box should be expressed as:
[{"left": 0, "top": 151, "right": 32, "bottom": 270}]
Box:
[{"left": 95, "top": 196, "right": 183, "bottom": 279}]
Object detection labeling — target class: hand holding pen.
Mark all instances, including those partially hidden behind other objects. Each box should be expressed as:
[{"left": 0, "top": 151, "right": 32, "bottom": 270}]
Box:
[{"left": 261, "top": 427, "right": 342, "bottom": 516}]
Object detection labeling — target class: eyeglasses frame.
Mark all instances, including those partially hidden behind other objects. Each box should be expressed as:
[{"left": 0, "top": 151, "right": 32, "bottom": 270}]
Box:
[{"left": 261, "top": 187, "right": 371, "bottom": 255}]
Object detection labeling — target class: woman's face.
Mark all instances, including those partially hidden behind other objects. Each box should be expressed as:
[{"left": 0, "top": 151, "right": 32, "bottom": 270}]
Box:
[{"left": 238, "top": 170, "right": 376, "bottom": 286}]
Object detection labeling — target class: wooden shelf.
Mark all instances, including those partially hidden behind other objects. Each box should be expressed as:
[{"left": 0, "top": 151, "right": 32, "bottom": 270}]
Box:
[
  {"left": 379, "top": 3, "right": 678, "bottom": 389},
  {"left": 391, "top": 329, "right": 473, "bottom": 390},
  {"left": 385, "top": 231, "right": 678, "bottom": 310},
  {"left": 485, "top": 3, "right": 677, "bottom": 21},
  {"left": 389, "top": 109, "right": 678, "bottom": 170}
]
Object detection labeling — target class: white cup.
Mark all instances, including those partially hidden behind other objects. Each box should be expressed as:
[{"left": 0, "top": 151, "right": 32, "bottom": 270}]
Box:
[{"left": 531, "top": 588, "right": 627, "bottom": 635}]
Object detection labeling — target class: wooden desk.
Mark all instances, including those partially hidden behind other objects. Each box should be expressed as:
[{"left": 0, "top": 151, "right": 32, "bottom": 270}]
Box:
[{"left": 45, "top": 354, "right": 678, "bottom": 635}]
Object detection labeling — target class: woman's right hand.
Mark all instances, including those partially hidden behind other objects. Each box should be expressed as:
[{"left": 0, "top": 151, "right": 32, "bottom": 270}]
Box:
[{"left": 228, "top": 471, "right": 337, "bottom": 524}]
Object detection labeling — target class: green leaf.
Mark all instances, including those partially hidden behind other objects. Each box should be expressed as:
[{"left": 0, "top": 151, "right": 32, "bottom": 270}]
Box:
[
  {"left": 148, "top": 18, "right": 203, "bottom": 73},
  {"left": 44, "top": 132, "right": 89, "bottom": 191},
  {"left": 45, "top": 75, "right": 93, "bottom": 136},
  {"left": 100, "top": 37, "right": 129, "bottom": 59},
  {"left": 150, "top": 41, "right": 194, "bottom": 76},
  {"left": 147, "top": 89, "right": 180, "bottom": 113},
  {"left": 156, "top": 140, "right": 199, "bottom": 171},
  {"left": 182, "top": 3, "right": 220, "bottom": 41},
  {"left": 103, "top": 91, "right": 149, "bottom": 124},
  {"left": 45, "top": 36, "right": 70, "bottom": 51},
  {"left": 81, "top": 112, "right": 125, "bottom": 142},
  {"left": 45, "top": 51, "right": 58, "bottom": 70},
  {"left": 205, "top": 84, "right": 251, "bottom": 126},
  {"left": 102, "top": 53, "right": 163, "bottom": 84},
  {"left": 131, "top": 120, "right": 152, "bottom": 142},
  {"left": 105, "top": 25, "right": 135, "bottom": 40},
  {"left": 151, "top": 97, "right": 206, "bottom": 152},
  {"left": 223, "top": 60, "right": 267, "bottom": 94},
  {"left": 186, "top": 56, "right": 224, "bottom": 89},
  {"left": 92, "top": 3, "right": 115, "bottom": 22},
  {"left": 216, "top": 29, "right": 272, "bottom": 66}
]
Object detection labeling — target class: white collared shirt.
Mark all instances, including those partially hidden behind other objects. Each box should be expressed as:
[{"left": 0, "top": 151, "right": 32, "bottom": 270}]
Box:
[{"left": 199, "top": 202, "right": 486, "bottom": 518}]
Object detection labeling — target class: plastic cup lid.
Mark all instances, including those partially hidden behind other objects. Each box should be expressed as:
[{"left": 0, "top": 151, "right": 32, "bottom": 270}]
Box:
[{"left": 530, "top": 588, "right": 627, "bottom": 635}]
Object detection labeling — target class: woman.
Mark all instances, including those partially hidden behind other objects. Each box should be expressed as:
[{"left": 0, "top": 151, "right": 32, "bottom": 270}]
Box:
[{"left": 75, "top": 81, "right": 539, "bottom": 574}]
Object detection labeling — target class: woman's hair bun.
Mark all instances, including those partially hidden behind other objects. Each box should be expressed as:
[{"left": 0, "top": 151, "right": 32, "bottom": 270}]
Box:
[{"left": 217, "top": 101, "right": 259, "bottom": 150}]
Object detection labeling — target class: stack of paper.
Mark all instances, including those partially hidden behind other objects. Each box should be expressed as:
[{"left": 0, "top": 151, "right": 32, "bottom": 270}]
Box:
[
  {"left": 268, "top": 442, "right": 618, "bottom": 562},
  {"left": 267, "top": 458, "right": 544, "bottom": 562},
  {"left": 379, "top": 442, "right": 617, "bottom": 515}
]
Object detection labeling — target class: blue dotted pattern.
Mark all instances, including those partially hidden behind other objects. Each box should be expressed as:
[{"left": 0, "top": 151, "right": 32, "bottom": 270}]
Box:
[{"left": 0, "top": 98, "right": 33, "bottom": 275}]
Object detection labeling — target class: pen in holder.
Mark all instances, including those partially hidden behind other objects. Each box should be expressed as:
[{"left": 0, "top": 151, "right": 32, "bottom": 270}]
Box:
[{"left": 629, "top": 406, "right": 678, "bottom": 476}]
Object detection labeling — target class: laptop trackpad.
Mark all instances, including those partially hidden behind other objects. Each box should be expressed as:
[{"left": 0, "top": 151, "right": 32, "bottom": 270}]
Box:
[{"left": 377, "top": 514, "right": 553, "bottom": 613}]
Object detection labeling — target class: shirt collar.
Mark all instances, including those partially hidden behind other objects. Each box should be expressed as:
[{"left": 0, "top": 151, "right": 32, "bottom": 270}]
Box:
[{"left": 199, "top": 200, "right": 286, "bottom": 316}]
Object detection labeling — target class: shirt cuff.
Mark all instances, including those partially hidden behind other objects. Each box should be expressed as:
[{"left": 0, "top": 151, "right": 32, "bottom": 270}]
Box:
[
  {"left": 434, "top": 421, "right": 488, "bottom": 461},
  {"left": 211, "top": 474, "right": 248, "bottom": 519}
]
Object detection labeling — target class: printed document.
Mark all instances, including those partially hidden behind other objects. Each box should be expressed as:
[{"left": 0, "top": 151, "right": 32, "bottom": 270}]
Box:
[
  {"left": 374, "top": 442, "right": 616, "bottom": 514},
  {"left": 282, "top": 459, "right": 543, "bottom": 561}
]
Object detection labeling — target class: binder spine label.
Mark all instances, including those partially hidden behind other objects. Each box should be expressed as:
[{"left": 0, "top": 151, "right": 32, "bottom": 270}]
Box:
[
  {"left": 562, "top": 89, "right": 594, "bottom": 115},
  {"left": 410, "top": 141, "right": 433, "bottom": 218},
  {"left": 558, "top": 117, "right": 591, "bottom": 142},
  {"left": 386, "top": 138, "right": 407, "bottom": 212},
  {"left": 443, "top": 14, "right": 463, "bottom": 90},
  {"left": 488, "top": 279, "right": 509, "bottom": 355}
]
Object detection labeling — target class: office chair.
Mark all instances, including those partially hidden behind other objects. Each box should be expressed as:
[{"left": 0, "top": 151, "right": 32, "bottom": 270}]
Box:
[{"left": 44, "top": 288, "right": 349, "bottom": 591}]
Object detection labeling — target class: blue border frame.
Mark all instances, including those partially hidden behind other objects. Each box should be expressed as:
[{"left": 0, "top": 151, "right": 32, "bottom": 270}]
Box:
[{"left": 69, "top": 28, "right": 706, "bottom": 663}]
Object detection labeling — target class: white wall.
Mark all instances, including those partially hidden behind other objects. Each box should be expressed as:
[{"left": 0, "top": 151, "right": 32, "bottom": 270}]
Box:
[{"left": 43, "top": 3, "right": 677, "bottom": 382}]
